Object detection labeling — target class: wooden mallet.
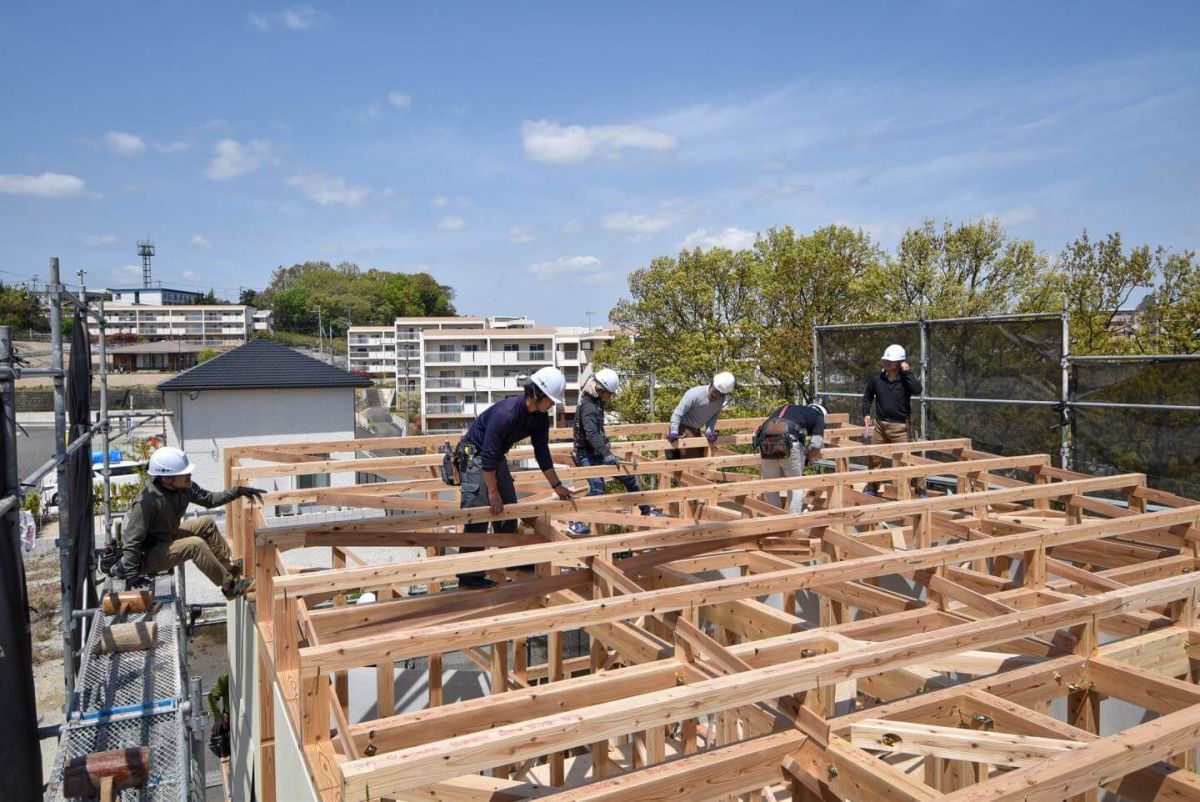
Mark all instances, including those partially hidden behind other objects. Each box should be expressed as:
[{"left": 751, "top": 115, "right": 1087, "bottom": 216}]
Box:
[{"left": 63, "top": 746, "right": 150, "bottom": 801}]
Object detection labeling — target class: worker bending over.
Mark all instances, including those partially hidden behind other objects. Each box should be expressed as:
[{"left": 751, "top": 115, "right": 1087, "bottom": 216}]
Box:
[
  {"left": 667, "top": 371, "right": 735, "bottom": 460},
  {"left": 861, "top": 344, "right": 925, "bottom": 497},
  {"left": 111, "top": 447, "right": 263, "bottom": 599},
  {"left": 454, "top": 366, "right": 575, "bottom": 589},
  {"left": 755, "top": 401, "right": 826, "bottom": 513},
  {"left": 569, "top": 368, "right": 661, "bottom": 534}
]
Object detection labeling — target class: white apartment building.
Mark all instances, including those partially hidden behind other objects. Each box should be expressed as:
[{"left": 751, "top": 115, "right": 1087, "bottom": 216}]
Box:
[
  {"left": 109, "top": 285, "right": 204, "bottom": 305},
  {"left": 347, "top": 315, "right": 613, "bottom": 432},
  {"left": 92, "top": 303, "right": 255, "bottom": 347}
]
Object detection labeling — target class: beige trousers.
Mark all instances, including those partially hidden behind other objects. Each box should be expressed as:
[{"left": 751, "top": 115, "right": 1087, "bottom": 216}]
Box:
[
  {"left": 141, "top": 516, "right": 233, "bottom": 587},
  {"left": 866, "top": 420, "right": 926, "bottom": 495}
]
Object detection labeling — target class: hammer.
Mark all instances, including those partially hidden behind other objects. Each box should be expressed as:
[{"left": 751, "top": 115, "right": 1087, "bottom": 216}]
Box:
[{"left": 63, "top": 746, "right": 150, "bottom": 801}]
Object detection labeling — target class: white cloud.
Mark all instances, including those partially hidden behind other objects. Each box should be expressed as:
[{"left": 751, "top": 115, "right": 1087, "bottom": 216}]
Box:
[
  {"left": 182, "top": 270, "right": 197, "bottom": 280},
  {"left": 561, "top": 218, "right": 584, "bottom": 235},
  {"left": 679, "top": 226, "right": 758, "bottom": 251},
  {"left": 0, "top": 172, "right": 87, "bottom": 197},
  {"left": 521, "top": 119, "right": 679, "bottom": 164},
  {"left": 249, "top": 5, "right": 327, "bottom": 30},
  {"left": 287, "top": 173, "right": 371, "bottom": 207},
  {"left": 432, "top": 194, "right": 469, "bottom": 208},
  {"left": 105, "top": 130, "right": 145, "bottom": 156},
  {"left": 191, "top": 234, "right": 212, "bottom": 250},
  {"left": 388, "top": 91, "right": 412, "bottom": 108},
  {"left": 357, "top": 102, "right": 382, "bottom": 122},
  {"left": 602, "top": 210, "right": 675, "bottom": 235},
  {"left": 507, "top": 226, "right": 536, "bottom": 244},
  {"left": 79, "top": 234, "right": 117, "bottom": 247},
  {"left": 528, "top": 256, "right": 609, "bottom": 284},
  {"left": 205, "top": 139, "right": 275, "bottom": 181},
  {"left": 437, "top": 215, "right": 467, "bottom": 231}
]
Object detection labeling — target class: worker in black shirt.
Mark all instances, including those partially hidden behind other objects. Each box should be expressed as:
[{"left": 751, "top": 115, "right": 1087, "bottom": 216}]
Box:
[
  {"left": 754, "top": 402, "right": 826, "bottom": 513},
  {"left": 454, "top": 366, "right": 575, "bottom": 588},
  {"left": 861, "top": 343, "right": 925, "bottom": 497}
]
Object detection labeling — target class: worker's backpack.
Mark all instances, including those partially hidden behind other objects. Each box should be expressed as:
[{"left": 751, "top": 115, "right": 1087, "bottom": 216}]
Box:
[{"left": 756, "top": 405, "right": 800, "bottom": 459}]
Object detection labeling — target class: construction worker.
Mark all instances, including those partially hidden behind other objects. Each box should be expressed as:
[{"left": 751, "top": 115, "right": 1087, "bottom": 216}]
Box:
[
  {"left": 454, "top": 366, "right": 575, "bottom": 588},
  {"left": 862, "top": 344, "right": 925, "bottom": 497},
  {"left": 568, "top": 368, "right": 661, "bottom": 534},
  {"left": 755, "top": 401, "right": 826, "bottom": 513},
  {"left": 110, "top": 447, "right": 262, "bottom": 599},
  {"left": 667, "top": 371, "right": 735, "bottom": 461}
]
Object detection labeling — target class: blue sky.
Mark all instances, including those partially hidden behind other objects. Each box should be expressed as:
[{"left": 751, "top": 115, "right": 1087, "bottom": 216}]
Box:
[{"left": 1, "top": 2, "right": 1197, "bottom": 325}]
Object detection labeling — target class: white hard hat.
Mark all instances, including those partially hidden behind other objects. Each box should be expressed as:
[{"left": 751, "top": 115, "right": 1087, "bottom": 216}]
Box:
[
  {"left": 594, "top": 368, "right": 620, "bottom": 394},
  {"left": 148, "top": 446, "right": 193, "bottom": 476},
  {"left": 529, "top": 366, "right": 566, "bottom": 405},
  {"left": 712, "top": 371, "right": 736, "bottom": 395},
  {"left": 808, "top": 402, "right": 828, "bottom": 417},
  {"left": 881, "top": 344, "right": 907, "bottom": 362}
]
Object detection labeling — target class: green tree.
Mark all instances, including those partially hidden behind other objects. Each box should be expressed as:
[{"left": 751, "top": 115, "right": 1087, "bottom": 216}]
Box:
[
  {"left": 754, "top": 225, "right": 883, "bottom": 401},
  {"left": 862, "top": 218, "right": 1053, "bottom": 319},
  {"left": 1053, "top": 231, "right": 1154, "bottom": 355},
  {"left": 597, "top": 246, "right": 770, "bottom": 422},
  {"left": 0, "top": 282, "right": 49, "bottom": 330},
  {"left": 239, "top": 288, "right": 265, "bottom": 307},
  {"left": 197, "top": 347, "right": 221, "bottom": 363},
  {"left": 1129, "top": 249, "right": 1199, "bottom": 355},
  {"left": 192, "top": 289, "right": 229, "bottom": 305},
  {"left": 261, "top": 261, "right": 456, "bottom": 334}
]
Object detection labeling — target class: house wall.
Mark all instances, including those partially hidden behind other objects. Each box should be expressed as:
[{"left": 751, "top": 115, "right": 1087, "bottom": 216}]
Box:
[{"left": 163, "top": 387, "right": 357, "bottom": 493}]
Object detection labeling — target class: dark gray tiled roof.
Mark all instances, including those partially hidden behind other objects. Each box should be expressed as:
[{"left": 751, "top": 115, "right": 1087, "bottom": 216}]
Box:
[{"left": 157, "top": 338, "right": 372, "bottom": 391}]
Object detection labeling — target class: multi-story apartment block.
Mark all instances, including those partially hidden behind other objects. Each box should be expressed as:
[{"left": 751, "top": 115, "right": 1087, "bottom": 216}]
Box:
[
  {"left": 109, "top": 285, "right": 205, "bottom": 305},
  {"left": 347, "top": 316, "right": 613, "bottom": 432},
  {"left": 422, "top": 326, "right": 557, "bottom": 432},
  {"left": 92, "top": 303, "right": 255, "bottom": 347}
]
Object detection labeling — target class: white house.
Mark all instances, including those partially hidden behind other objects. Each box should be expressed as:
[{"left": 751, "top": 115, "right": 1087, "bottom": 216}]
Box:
[{"left": 157, "top": 339, "right": 372, "bottom": 506}]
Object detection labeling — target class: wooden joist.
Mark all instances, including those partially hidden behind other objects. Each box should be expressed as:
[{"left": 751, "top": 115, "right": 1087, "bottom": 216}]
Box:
[{"left": 221, "top": 421, "right": 1200, "bottom": 802}]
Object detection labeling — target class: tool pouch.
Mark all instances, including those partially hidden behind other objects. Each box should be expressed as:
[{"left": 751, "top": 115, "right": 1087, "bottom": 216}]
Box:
[
  {"left": 99, "top": 540, "right": 121, "bottom": 576},
  {"left": 440, "top": 441, "right": 460, "bottom": 486},
  {"left": 756, "top": 405, "right": 795, "bottom": 459}
]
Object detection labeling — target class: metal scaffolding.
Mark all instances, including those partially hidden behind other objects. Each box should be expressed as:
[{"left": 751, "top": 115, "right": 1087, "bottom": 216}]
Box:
[{"left": 0, "top": 257, "right": 209, "bottom": 800}]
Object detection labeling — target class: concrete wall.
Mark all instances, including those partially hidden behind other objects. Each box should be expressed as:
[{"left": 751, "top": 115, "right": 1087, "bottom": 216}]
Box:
[
  {"left": 15, "top": 386, "right": 160, "bottom": 412},
  {"left": 163, "top": 387, "right": 357, "bottom": 492}
]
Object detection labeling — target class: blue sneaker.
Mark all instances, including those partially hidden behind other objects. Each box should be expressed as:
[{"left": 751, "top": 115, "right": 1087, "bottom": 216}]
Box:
[
  {"left": 568, "top": 522, "right": 591, "bottom": 535},
  {"left": 863, "top": 487, "right": 879, "bottom": 497}
]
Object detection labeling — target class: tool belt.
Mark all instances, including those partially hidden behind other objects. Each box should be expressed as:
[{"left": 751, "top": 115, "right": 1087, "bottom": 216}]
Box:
[
  {"left": 755, "top": 405, "right": 804, "bottom": 459},
  {"left": 441, "top": 441, "right": 479, "bottom": 486}
]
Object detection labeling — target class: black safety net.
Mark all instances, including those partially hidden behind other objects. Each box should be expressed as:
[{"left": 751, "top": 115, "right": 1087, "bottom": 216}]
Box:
[
  {"left": 66, "top": 306, "right": 98, "bottom": 675},
  {"left": 817, "top": 323, "right": 921, "bottom": 396},
  {"left": 1072, "top": 358, "right": 1200, "bottom": 499},
  {"left": 925, "top": 316, "right": 1061, "bottom": 401}
]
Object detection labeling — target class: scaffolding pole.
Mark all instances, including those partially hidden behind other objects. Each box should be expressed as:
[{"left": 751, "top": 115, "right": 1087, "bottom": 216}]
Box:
[{"left": 48, "top": 257, "right": 76, "bottom": 704}]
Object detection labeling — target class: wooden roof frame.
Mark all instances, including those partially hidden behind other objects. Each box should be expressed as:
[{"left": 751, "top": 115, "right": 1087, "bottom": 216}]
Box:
[{"left": 222, "top": 414, "right": 1200, "bottom": 802}]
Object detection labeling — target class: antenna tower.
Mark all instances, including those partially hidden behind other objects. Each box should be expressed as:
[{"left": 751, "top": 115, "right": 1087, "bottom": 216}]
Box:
[{"left": 137, "top": 238, "right": 155, "bottom": 287}]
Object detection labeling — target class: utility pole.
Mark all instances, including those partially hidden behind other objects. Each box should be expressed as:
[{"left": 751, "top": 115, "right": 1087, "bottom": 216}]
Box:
[
  {"left": 585, "top": 311, "right": 595, "bottom": 332},
  {"left": 316, "top": 306, "right": 323, "bottom": 361}
]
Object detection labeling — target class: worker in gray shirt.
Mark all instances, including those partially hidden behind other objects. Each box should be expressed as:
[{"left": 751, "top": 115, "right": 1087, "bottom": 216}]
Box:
[{"left": 666, "top": 371, "right": 736, "bottom": 460}]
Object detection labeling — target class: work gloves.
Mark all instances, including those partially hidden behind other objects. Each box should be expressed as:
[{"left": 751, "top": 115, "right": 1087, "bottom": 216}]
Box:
[
  {"left": 236, "top": 486, "right": 266, "bottom": 504},
  {"left": 602, "top": 454, "right": 620, "bottom": 466},
  {"left": 705, "top": 428, "right": 719, "bottom": 443},
  {"left": 666, "top": 431, "right": 679, "bottom": 443}
]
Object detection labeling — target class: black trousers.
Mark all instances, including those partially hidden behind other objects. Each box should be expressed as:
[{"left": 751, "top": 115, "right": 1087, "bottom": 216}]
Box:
[{"left": 458, "top": 455, "right": 518, "bottom": 579}]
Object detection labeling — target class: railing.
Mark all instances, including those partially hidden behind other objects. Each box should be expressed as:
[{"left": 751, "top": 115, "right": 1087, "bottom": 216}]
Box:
[{"left": 425, "top": 402, "right": 470, "bottom": 415}]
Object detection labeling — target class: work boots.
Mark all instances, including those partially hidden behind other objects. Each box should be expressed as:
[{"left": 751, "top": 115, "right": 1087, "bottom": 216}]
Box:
[{"left": 222, "top": 578, "right": 254, "bottom": 600}]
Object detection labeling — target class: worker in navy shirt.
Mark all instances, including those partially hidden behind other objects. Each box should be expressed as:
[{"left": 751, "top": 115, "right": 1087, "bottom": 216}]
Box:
[{"left": 454, "top": 366, "right": 574, "bottom": 588}]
